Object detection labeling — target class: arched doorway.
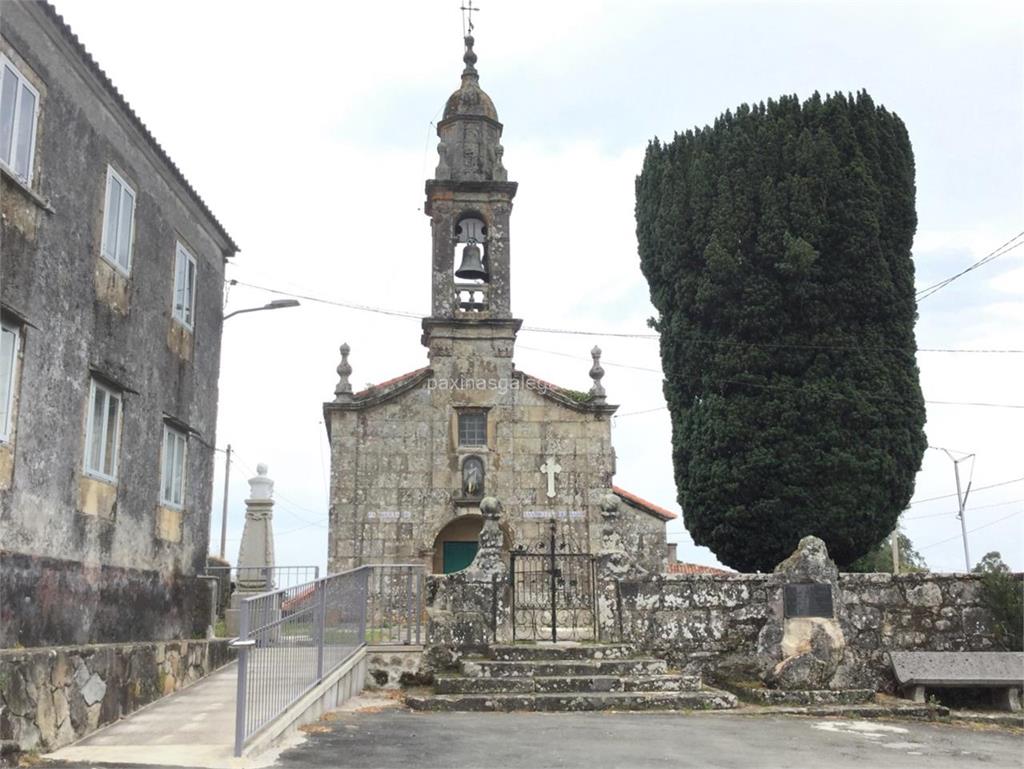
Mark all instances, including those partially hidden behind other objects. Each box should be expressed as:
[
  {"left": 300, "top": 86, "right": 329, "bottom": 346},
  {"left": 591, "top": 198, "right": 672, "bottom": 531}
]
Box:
[{"left": 431, "top": 515, "right": 511, "bottom": 574}]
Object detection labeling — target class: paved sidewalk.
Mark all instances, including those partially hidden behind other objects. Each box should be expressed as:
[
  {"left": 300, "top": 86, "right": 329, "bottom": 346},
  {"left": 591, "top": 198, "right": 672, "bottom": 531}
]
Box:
[{"left": 45, "top": 662, "right": 267, "bottom": 769}]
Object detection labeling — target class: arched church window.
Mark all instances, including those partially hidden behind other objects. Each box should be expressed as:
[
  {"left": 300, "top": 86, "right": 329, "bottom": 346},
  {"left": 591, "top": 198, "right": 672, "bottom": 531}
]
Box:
[{"left": 461, "top": 455, "right": 484, "bottom": 498}]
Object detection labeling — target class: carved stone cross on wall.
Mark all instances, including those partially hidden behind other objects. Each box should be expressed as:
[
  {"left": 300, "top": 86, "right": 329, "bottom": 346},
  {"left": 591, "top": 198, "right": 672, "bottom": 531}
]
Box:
[{"left": 540, "top": 457, "right": 561, "bottom": 499}]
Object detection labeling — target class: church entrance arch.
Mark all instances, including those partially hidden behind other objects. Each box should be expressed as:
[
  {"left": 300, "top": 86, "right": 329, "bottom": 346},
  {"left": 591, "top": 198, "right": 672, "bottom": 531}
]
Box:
[{"left": 431, "top": 515, "right": 511, "bottom": 574}]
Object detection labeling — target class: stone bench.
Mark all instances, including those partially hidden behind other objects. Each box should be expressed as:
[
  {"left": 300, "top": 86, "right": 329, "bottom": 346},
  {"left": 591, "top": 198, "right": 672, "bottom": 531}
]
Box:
[{"left": 889, "top": 651, "right": 1024, "bottom": 712}]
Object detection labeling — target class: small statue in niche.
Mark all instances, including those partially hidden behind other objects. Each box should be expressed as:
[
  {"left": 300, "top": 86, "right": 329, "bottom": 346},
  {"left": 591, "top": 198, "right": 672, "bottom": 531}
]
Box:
[{"left": 462, "top": 456, "right": 484, "bottom": 498}]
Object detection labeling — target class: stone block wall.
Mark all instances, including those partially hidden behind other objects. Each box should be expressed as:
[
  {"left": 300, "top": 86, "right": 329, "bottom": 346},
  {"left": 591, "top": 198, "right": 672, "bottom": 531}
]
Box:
[
  {"left": 0, "top": 639, "right": 234, "bottom": 756},
  {"left": 610, "top": 572, "right": 1015, "bottom": 691}
]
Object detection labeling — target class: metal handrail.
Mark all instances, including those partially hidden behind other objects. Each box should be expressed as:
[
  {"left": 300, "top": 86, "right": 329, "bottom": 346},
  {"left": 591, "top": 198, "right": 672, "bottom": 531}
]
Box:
[{"left": 231, "top": 564, "right": 425, "bottom": 756}]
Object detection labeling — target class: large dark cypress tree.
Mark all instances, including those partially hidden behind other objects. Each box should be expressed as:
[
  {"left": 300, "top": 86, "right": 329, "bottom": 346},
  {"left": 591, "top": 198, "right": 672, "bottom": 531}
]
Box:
[{"left": 635, "top": 92, "right": 926, "bottom": 572}]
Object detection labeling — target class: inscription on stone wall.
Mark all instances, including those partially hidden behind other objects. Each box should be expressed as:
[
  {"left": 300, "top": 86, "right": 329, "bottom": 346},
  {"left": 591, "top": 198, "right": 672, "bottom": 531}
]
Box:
[
  {"left": 523, "top": 511, "right": 586, "bottom": 520},
  {"left": 783, "top": 583, "right": 834, "bottom": 618},
  {"left": 366, "top": 511, "right": 413, "bottom": 520}
]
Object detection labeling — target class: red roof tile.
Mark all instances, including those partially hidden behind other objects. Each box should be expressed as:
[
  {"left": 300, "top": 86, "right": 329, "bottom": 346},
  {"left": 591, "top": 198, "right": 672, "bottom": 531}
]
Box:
[{"left": 612, "top": 486, "right": 678, "bottom": 521}]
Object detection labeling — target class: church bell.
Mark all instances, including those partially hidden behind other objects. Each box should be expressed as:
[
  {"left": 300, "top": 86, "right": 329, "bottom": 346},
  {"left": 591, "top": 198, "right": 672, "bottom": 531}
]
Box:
[{"left": 455, "top": 242, "right": 487, "bottom": 280}]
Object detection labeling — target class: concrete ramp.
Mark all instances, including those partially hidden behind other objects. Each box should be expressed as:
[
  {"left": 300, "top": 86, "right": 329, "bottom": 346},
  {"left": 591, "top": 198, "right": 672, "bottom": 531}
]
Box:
[{"left": 46, "top": 650, "right": 368, "bottom": 768}]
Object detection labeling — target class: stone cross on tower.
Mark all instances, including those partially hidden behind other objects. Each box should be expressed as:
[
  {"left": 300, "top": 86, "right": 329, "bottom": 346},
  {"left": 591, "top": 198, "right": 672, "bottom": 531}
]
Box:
[{"left": 540, "top": 457, "right": 561, "bottom": 499}]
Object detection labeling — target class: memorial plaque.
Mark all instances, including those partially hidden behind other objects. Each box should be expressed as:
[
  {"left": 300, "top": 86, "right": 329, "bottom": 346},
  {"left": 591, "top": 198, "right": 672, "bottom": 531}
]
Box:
[{"left": 783, "top": 583, "right": 834, "bottom": 618}]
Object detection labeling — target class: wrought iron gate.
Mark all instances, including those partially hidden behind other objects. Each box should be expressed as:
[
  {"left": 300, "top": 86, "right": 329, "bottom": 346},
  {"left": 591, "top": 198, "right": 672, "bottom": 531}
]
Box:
[{"left": 510, "top": 521, "right": 596, "bottom": 641}]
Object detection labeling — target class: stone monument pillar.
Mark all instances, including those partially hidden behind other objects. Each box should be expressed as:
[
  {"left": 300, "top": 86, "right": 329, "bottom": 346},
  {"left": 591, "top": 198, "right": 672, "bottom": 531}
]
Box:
[
  {"left": 225, "top": 464, "right": 276, "bottom": 635},
  {"left": 757, "top": 535, "right": 847, "bottom": 691}
]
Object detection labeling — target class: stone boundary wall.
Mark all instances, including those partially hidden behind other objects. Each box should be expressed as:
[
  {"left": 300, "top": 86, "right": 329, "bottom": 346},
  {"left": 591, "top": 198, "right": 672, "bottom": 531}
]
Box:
[
  {"left": 0, "top": 639, "right": 235, "bottom": 757},
  {"left": 612, "top": 572, "right": 1015, "bottom": 691}
]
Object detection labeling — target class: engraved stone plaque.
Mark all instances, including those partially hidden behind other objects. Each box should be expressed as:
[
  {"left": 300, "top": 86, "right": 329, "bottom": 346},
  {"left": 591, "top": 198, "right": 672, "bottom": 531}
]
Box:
[{"left": 783, "top": 583, "right": 834, "bottom": 618}]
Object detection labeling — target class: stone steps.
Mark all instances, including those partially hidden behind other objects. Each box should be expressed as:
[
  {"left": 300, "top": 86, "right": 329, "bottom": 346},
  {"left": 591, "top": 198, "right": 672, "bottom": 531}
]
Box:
[
  {"left": 435, "top": 673, "right": 702, "bottom": 695},
  {"left": 488, "top": 644, "right": 636, "bottom": 661},
  {"left": 407, "top": 689, "right": 739, "bottom": 713},
  {"left": 409, "top": 643, "right": 737, "bottom": 713},
  {"left": 461, "top": 658, "right": 669, "bottom": 678}
]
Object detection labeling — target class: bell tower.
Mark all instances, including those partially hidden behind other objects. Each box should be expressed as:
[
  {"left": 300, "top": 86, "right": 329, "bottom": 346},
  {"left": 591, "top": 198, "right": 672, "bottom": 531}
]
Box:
[{"left": 422, "top": 34, "right": 520, "bottom": 370}]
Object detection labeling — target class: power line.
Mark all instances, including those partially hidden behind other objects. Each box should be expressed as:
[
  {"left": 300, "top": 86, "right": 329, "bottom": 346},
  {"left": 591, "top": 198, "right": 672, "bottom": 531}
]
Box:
[
  {"left": 228, "top": 278, "right": 1023, "bottom": 354},
  {"left": 908, "top": 476, "right": 1024, "bottom": 506},
  {"left": 919, "top": 510, "right": 1024, "bottom": 551},
  {"left": 916, "top": 231, "right": 1024, "bottom": 301},
  {"left": 903, "top": 498, "right": 1024, "bottom": 521}
]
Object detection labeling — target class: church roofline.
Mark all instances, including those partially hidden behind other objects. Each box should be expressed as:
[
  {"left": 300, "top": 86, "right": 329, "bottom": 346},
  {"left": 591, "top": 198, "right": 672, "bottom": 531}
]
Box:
[
  {"left": 613, "top": 486, "right": 679, "bottom": 521},
  {"left": 514, "top": 370, "right": 618, "bottom": 415},
  {"left": 323, "top": 367, "right": 432, "bottom": 425}
]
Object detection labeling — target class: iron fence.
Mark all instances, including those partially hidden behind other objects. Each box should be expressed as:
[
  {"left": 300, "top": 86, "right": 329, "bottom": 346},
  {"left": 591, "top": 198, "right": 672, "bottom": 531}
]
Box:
[
  {"left": 206, "top": 565, "right": 320, "bottom": 617},
  {"left": 366, "top": 564, "right": 425, "bottom": 645},
  {"left": 231, "top": 564, "right": 424, "bottom": 756}
]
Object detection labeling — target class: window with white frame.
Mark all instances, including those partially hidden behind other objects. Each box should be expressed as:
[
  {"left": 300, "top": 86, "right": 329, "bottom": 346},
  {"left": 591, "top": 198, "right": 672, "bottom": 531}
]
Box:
[
  {"left": 100, "top": 166, "right": 135, "bottom": 273},
  {"left": 160, "top": 425, "right": 187, "bottom": 508},
  {"left": 0, "top": 54, "right": 40, "bottom": 183},
  {"left": 84, "top": 378, "right": 122, "bottom": 481},
  {"left": 0, "top": 321, "right": 20, "bottom": 441},
  {"left": 172, "top": 242, "right": 197, "bottom": 328}
]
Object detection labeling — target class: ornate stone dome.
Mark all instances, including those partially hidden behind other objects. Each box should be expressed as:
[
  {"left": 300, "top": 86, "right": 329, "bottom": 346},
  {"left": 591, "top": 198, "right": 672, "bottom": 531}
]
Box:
[{"left": 442, "top": 36, "right": 498, "bottom": 122}]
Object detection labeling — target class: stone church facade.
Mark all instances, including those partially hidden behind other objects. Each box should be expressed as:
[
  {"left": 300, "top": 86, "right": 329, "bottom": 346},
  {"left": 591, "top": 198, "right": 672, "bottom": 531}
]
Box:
[{"left": 324, "top": 37, "right": 672, "bottom": 575}]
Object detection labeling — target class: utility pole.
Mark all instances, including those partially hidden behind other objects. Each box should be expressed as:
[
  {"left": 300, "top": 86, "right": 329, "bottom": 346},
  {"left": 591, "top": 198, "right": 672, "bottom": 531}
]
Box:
[
  {"left": 890, "top": 526, "right": 900, "bottom": 573},
  {"left": 940, "top": 448, "right": 974, "bottom": 572},
  {"left": 219, "top": 444, "right": 232, "bottom": 559}
]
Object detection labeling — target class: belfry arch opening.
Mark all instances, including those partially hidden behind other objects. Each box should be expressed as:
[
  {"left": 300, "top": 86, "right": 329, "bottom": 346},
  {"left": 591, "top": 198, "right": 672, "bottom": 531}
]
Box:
[
  {"left": 431, "top": 514, "right": 511, "bottom": 574},
  {"left": 454, "top": 213, "right": 489, "bottom": 312}
]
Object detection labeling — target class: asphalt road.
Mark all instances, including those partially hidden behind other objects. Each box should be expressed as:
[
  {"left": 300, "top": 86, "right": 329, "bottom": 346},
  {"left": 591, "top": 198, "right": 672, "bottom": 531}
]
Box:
[
  {"left": 274, "top": 711, "right": 1022, "bottom": 769},
  {"left": 43, "top": 711, "right": 1023, "bottom": 769}
]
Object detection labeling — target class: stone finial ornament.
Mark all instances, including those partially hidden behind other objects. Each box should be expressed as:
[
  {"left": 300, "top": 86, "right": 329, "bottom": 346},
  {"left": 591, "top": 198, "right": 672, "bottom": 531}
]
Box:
[
  {"left": 247, "top": 464, "right": 274, "bottom": 503},
  {"left": 467, "top": 496, "right": 506, "bottom": 579},
  {"left": 588, "top": 346, "right": 606, "bottom": 403},
  {"left": 334, "top": 343, "right": 353, "bottom": 402},
  {"left": 462, "top": 34, "right": 478, "bottom": 77}
]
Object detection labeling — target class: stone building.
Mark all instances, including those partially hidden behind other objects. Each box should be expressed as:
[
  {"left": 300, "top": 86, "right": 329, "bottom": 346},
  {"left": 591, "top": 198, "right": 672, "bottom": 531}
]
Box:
[
  {"left": 0, "top": 2, "right": 238, "bottom": 646},
  {"left": 324, "top": 36, "right": 673, "bottom": 575}
]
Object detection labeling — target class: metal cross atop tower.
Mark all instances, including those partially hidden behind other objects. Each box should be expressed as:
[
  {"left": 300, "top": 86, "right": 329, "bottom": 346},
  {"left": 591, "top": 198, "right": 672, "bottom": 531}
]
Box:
[{"left": 461, "top": 1, "right": 480, "bottom": 36}]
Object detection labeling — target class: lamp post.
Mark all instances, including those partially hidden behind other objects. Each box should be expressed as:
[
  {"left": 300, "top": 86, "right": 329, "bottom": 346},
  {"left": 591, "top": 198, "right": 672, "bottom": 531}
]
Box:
[{"left": 217, "top": 298, "right": 300, "bottom": 559}]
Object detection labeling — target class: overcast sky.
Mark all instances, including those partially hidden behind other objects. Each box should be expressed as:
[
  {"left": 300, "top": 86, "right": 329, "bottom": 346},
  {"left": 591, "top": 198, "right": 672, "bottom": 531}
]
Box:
[{"left": 54, "top": 0, "right": 1023, "bottom": 574}]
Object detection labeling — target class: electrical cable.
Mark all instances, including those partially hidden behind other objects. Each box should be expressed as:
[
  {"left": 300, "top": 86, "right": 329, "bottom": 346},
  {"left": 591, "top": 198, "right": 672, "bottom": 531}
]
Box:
[
  {"left": 918, "top": 510, "right": 1024, "bottom": 551},
  {"left": 226, "top": 278, "right": 1023, "bottom": 354}
]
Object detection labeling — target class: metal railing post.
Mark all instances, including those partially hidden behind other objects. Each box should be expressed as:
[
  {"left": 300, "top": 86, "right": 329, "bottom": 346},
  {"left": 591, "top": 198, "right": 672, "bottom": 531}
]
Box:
[
  {"left": 359, "top": 567, "right": 369, "bottom": 645},
  {"left": 404, "top": 567, "right": 414, "bottom": 645},
  {"left": 232, "top": 602, "right": 254, "bottom": 757},
  {"left": 315, "top": 579, "right": 326, "bottom": 681},
  {"left": 415, "top": 570, "right": 424, "bottom": 645}
]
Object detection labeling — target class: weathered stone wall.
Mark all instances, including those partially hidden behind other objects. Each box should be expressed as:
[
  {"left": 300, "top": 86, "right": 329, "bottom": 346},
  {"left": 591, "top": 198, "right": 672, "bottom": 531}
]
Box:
[
  {"left": 0, "top": 639, "right": 234, "bottom": 756},
  {"left": 610, "top": 572, "right": 1015, "bottom": 691},
  {"left": 423, "top": 571, "right": 510, "bottom": 669},
  {"left": 364, "top": 646, "right": 431, "bottom": 689},
  {"left": 0, "top": 4, "right": 233, "bottom": 646}
]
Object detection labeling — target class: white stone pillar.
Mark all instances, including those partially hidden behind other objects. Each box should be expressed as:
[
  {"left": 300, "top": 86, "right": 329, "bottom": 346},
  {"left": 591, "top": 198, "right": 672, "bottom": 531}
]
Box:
[
  {"left": 225, "top": 464, "right": 276, "bottom": 636},
  {"left": 236, "top": 464, "right": 276, "bottom": 590}
]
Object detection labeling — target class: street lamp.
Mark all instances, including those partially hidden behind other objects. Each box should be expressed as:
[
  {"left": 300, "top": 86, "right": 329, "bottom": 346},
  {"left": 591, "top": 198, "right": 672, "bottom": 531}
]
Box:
[
  {"left": 217, "top": 298, "right": 301, "bottom": 559},
  {"left": 222, "top": 298, "right": 300, "bottom": 321}
]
